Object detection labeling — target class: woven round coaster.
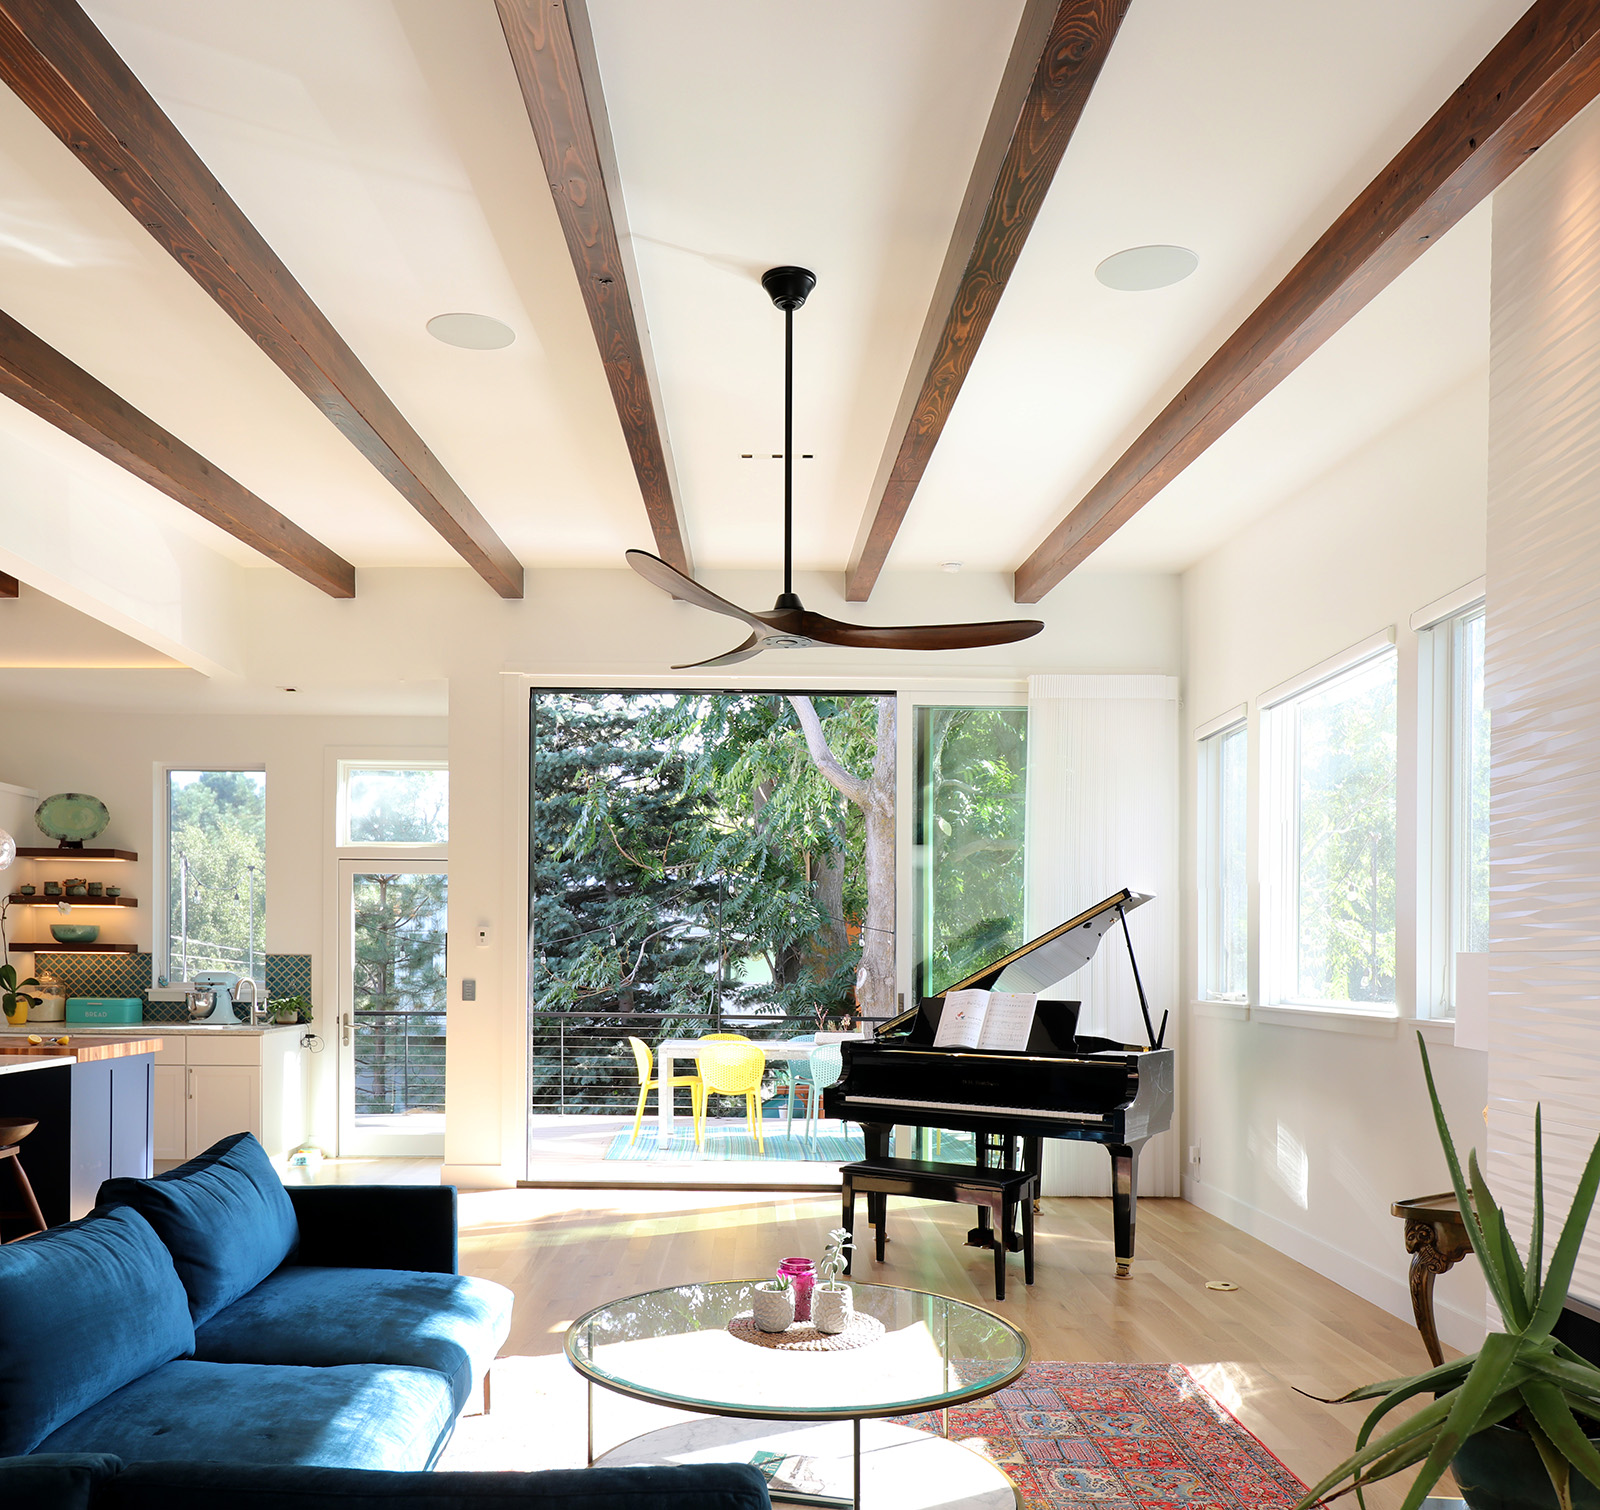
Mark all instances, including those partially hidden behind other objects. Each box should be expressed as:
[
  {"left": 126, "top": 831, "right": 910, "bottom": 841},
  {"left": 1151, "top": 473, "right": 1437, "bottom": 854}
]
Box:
[{"left": 727, "top": 1311, "right": 887, "bottom": 1352}]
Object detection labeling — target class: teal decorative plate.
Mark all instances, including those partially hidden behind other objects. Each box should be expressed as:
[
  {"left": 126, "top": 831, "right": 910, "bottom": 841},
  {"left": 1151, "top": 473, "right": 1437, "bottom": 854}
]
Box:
[{"left": 34, "top": 793, "right": 110, "bottom": 845}]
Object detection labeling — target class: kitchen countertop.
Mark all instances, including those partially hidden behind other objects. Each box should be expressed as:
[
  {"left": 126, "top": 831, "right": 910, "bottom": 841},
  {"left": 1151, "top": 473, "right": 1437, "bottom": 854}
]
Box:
[
  {"left": 0, "top": 1035, "right": 165, "bottom": 1072},
  {"left": 0, "top": 1022, "right": 304, "bottom": 1038}
]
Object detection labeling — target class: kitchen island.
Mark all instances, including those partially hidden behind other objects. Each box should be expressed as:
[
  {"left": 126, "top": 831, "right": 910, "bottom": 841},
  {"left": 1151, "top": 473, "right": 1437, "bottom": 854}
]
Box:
[{"left": 0, "top": 1036, "right": 161, "bottom": 1234}]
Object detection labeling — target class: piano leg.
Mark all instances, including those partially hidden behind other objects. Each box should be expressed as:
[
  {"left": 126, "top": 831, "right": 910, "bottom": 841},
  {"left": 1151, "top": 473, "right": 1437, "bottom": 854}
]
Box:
[
  {"left": 862, "top": 1122, "right": 892, "bottom": 1236},
  {"left": 1108, "top": 1140, "right": 1145, "bottom": 1279}
]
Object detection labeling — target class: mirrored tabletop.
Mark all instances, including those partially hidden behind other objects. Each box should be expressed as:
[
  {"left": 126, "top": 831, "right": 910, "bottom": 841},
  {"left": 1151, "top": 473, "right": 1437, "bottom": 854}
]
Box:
[{"left": 565, "top": 1281, "right": 1029, "bottom": 1421}]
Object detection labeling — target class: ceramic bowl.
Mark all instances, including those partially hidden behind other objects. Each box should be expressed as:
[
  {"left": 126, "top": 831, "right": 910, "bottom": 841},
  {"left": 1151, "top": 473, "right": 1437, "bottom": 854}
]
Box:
[{"left": 49, "top": 923, "right": 100, "bottom": 944}]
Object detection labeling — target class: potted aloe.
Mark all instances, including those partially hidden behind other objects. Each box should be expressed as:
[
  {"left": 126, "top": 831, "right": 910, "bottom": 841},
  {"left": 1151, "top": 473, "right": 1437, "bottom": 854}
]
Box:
[
  {"left": 1298, "top": 1037, "right": 1600, "bottom": 1510},
  {"left": 813, "top": 1228, "right": 854, "bottom": 1335},
  {"left": 752, "top": 1274, "right": 795, "bottom": 1333}
]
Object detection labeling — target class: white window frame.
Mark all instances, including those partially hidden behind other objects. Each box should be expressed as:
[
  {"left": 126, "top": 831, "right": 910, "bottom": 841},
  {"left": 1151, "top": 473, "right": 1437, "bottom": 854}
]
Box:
[
  {"left": 335, "top": 759, "right": 449, "bottom": 853},
  {"left": 1260, "top": 630, "right": 1399, "bottom": 1015},
  {"left": 1413, "top": 580, "right": 1487, "bottom": 1019},
  {"left": 1196, "top": 707, "right": 1249, "bottom": 1003}
]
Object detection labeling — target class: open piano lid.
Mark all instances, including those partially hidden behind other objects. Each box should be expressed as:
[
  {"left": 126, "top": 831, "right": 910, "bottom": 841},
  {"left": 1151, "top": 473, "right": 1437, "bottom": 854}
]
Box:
[{"left": 947, "top": 888, "right": 1152, "bottom": 995}]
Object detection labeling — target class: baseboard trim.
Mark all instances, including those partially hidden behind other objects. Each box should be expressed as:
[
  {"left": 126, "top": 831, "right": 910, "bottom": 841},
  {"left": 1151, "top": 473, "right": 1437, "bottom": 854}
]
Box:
[{"left": 1183, "top": 1176, "right": 1486, "bottom": 1353}]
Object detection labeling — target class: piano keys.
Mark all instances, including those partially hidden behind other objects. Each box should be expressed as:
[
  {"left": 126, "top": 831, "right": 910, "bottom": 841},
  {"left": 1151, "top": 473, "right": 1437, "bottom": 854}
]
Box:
[{"left": 824, "top": 887, "right": 1172, "bottom": 1277}]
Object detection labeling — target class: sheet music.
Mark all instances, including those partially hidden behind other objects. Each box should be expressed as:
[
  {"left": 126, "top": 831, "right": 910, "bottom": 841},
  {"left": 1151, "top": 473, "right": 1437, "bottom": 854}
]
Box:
[
  {"left": 975, "top": 991, "right": 1037, "bottom": 1051},
  {"left": 932, "top": 990, "right": 989, "bottom": 1049}
]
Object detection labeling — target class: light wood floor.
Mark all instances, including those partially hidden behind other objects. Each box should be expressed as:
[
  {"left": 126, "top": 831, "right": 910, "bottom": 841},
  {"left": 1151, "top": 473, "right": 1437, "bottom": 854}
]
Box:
[{"left": 445, "top": 1186, "right": 1453, "bottom": 1507}]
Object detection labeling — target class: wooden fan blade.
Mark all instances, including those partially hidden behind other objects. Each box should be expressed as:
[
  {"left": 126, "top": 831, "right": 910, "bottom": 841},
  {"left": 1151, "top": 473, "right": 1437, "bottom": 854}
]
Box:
[
  {"left": 626, "top": 550, "right": 772, "bottom": 633},
  {"left": 672, "top": 633, "right": 764, "bottom": 670},
  {"left": 786, "top": 611, "right": 1044, "bottom": 652}
]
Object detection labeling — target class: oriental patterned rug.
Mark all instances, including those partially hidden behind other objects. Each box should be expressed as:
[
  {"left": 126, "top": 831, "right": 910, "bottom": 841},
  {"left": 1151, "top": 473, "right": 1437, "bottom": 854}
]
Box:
[{"left": 441, "top": 1356, "right": 1310, "bottom": 1510}]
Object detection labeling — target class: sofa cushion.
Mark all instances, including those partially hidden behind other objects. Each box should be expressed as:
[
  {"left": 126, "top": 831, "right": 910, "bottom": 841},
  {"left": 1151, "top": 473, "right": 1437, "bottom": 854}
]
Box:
[
  {"left": 0, "top": 1207, "right": 195, "bottom": 1456},
  {"left": 37, "top": 1359, "right": 456, "bottom": 1472},
  {"left": 0, "top": 1454, "right": 121, "bottom": 1510},
  {"left": 104, "top": 1461, "right": 775, "bottom": 1509},
  {"left": 194, "top": 1267, "right": 512, "bottom": 1410},
  {"left": 98, "top": 1132, "right": 298, "bottom": 1325}
]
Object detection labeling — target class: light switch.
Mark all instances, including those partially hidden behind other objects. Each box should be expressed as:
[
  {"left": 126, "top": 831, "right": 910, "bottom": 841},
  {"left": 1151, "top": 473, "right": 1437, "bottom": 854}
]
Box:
[{"left": 461, "top": 979, "right": 477, "bottom": 1001}]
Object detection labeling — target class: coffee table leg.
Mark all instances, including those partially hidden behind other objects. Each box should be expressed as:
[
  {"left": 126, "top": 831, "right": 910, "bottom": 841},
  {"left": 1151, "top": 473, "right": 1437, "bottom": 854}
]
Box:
[
  {"left": 587, "top": 1379, "right": 594, "bottom": 1466},
  {"left": 853, "top": 1416, "right": 861, "bottom": 1509}
]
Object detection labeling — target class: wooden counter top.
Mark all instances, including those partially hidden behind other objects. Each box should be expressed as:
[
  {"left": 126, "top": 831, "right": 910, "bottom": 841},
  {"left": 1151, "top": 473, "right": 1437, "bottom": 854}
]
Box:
[{"left": 0, "top": 1037, "right": 163, "bottom": 1063}]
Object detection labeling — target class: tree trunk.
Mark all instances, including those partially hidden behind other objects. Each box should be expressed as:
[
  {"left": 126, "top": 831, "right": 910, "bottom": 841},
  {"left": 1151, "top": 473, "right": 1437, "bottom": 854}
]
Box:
[{"left": 787, "top": 695, "right": 897, "bottom": 1019}]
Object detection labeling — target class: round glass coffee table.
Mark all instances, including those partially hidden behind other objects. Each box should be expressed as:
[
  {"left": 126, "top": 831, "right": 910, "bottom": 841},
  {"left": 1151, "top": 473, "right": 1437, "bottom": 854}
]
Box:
[{"left": 566, "top": 1280, "right": 1028, "bottom": 1509}]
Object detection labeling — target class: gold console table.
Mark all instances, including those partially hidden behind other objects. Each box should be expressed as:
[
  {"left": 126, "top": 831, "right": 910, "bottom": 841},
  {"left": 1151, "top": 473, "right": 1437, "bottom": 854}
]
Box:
[{"left": 1391, "top": 1191, "right": 1473, "bottom": 1366}]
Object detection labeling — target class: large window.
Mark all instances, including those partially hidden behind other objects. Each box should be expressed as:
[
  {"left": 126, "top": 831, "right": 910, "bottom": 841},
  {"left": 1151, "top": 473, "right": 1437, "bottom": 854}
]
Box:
[
  {"left": 1197, "top": 717, "right": 1248, "bottom": 1001},
  {"left": 167, "top": 770, "right": 266, "bottom": 984},
  {"left": 1263, "top": 642, "right": 1398, "bottom": 1009},
  {"left": 1417, "top": 591, "right": 1488, "bottom": 1014},
  {"left": 913, "top": 706, "right": 1028, "bottom": 999}
]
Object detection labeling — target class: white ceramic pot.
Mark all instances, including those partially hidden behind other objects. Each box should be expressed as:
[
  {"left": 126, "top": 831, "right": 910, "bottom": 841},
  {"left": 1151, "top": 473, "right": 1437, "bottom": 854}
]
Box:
[
  {"left": 812, "top": 1284, "right": 852, "bottom": 1335},
  {"left": 752, "top": 1286, "right": 795, "bottom": 1333}
]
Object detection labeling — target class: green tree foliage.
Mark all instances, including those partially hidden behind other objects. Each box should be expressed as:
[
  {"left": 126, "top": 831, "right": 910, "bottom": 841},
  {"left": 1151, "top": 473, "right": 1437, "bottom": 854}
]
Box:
[
  {"left": 168, "top": 771, "right": 265, "bottom": 981},
  {"left": 1295, "top": 662, "right": 1397, "bottom": 1003},
  {"left": 352, "top": 872, "right": 447, "bottom": 1116},
  {"left": 528, "top": 692, "right": 875, "bottom": 1113},
  {"left": 917, "top": 708, "right": 1027, "bottom": 996}
]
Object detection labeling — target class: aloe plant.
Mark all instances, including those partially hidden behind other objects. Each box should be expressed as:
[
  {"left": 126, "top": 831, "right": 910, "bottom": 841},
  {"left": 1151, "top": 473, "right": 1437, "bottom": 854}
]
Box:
[{"left": 1297, "top": 1036, "right": 1600, "bottom": 1510}]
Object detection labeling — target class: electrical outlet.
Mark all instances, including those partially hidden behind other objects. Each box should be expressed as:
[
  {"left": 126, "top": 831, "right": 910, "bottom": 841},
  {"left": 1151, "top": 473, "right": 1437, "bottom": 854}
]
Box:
[{"left": 1188, "top": 1144, "right": 1202, "bottom": 1166}]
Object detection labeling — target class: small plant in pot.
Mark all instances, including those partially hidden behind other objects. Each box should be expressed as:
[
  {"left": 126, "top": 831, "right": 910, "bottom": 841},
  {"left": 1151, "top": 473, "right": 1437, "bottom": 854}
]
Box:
[
  {"left": 812, "top": 1228, "right": 854, "bottom": 1335},
  {"left": 1297, "top": 1036, "right": 1600, "bottom": 1510},
  {"left": 269, "top": 996, "right": 312, "bottom": 1026},
  {"left": 752, "top": 1274, "right": 795, "bottom": 1333},
  {"left": 0, "top": 964, "right": 40, "bottom": 1027}
]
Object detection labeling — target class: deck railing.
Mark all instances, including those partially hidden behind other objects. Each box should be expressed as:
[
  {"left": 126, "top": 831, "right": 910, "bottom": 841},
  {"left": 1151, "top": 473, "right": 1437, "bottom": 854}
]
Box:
[{"left": 354, "top": 1008, "right": 445, "bottom": 1115}]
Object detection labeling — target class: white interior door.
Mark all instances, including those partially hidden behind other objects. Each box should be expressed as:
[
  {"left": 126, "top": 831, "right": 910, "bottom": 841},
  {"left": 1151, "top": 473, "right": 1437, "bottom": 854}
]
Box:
[{"left": 338, "top": 860, "right": 448, "bottom": 1157}]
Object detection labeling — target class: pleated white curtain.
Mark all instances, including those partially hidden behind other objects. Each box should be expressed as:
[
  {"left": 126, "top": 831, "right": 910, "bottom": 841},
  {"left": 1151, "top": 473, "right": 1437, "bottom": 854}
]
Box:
[{"left": 1025, "top": 674, "right": 1180, "bottom": 1198}]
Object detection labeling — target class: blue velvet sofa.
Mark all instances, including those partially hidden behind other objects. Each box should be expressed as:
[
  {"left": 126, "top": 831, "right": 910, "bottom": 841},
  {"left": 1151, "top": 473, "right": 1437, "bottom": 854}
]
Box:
[{"left": 0, "top": 1133, "right": 769, "bottom": 1510}]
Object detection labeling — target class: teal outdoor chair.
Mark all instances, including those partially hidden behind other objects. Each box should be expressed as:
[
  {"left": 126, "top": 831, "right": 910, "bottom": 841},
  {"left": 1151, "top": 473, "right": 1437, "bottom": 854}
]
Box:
[{"left": 785, "top": 1042, "right": 844, "bottom": 1152}]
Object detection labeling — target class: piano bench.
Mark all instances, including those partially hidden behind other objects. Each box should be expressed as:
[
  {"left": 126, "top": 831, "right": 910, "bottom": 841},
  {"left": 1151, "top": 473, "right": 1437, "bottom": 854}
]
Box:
[{"left": 839, "top": 1157, "right": 1036, "bottom": 1301}]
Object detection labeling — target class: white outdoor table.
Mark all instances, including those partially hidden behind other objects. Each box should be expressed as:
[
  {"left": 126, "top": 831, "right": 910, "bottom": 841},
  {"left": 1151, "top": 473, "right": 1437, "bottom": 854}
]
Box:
[{"left": 654, "top": 1034, "right": 867, "bottom": 1137}]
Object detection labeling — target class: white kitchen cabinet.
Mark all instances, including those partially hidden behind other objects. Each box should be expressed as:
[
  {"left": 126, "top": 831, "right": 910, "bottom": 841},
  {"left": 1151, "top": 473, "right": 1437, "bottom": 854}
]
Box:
[
  {"left": 153, "top": 1064, "right": 187, "bottom": 1160},
  {"left": 154, "top": 1029, "right": 306, "bottom": 1163}
]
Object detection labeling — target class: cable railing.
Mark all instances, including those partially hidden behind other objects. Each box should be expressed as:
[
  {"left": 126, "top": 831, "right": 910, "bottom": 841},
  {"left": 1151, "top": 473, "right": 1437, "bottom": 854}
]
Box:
[
  {"left": 527, "top": 1009, "right": 825, "bottom": 1117},
  {"left": 354, "top": 1008, "right": 445, "bottom": 1116}
]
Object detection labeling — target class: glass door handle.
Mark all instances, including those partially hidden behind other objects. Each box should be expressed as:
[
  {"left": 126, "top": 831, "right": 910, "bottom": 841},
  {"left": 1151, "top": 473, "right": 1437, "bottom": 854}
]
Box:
[{"left": 342, "top": 1012, "right": 351, "bottom": 1047}]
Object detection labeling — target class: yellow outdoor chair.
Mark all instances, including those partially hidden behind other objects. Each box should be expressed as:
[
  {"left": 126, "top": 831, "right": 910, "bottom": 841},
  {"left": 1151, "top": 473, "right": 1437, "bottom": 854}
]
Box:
[
  {"left": 696, "top": 1038, "right": 767, "bottom": 1152},
  {"left": 627, "top": 1037, "right": 704, "bottom": 1146}
]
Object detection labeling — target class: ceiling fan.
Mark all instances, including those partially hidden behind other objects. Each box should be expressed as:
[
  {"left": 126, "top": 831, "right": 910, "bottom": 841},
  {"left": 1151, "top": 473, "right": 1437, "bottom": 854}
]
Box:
[{"left": 626, "top": 265, "right": 1044, "bottom": 669}]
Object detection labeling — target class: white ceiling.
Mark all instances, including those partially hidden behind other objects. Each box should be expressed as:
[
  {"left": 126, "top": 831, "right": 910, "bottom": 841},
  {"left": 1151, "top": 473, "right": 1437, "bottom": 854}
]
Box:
[{"left": 0, "top": 0, "right": 1522, "bottom": 596}]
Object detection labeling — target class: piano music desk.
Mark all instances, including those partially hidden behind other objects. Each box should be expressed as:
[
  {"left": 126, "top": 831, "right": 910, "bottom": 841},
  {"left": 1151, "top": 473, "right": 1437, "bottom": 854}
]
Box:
[{"left": 841, "top": 1157, "right": 1037, "bottom": 1300}]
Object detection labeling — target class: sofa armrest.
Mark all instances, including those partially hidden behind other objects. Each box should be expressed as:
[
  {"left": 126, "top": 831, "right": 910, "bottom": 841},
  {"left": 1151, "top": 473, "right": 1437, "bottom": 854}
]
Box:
[
  {"left": 104, "top": 1461, "right": 772, "bottom": 1509},
  {"left": 287, "top": 1185, "right": 458, "bottom": 1274},
  {"left": 0, "top": 1454, "right": 122, "bottom": 1510}
]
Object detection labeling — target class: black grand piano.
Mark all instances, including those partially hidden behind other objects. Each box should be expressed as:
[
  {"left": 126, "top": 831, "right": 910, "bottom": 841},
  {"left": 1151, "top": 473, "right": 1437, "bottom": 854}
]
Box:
[{"left": 824, "top": 887, "right": 1173, "bottom": 1277}]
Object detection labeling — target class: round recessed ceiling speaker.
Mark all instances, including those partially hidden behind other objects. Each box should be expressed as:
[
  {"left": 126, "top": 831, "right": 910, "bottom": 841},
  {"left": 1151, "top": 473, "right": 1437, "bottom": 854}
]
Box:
[
  {"left": 1095, "top": 245, "right": 1199, "bottom": 292},
  {"left": 426, "top": 312, "right": 516, "bottom": 350}
]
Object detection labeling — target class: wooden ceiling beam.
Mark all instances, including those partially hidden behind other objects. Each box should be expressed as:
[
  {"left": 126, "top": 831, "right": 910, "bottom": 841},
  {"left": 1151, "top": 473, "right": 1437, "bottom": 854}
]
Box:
[
  {"left": 0, "top": 0, "right": 523, "bottom": 598},
  {"left": 1014, "top": 0, "right": 1600, "bottom": 603},
  {"left": 0, "top": 307, "right": 356, "bottom": 597},
  {"left": 844, "top": 0, "right": 1131, "bottom": 601},
  {"left": 496, "top": 0, "right": 692, "bottom": 574},
  {"left": 0, "top": 573, "right": 18, "bottom": 599}
]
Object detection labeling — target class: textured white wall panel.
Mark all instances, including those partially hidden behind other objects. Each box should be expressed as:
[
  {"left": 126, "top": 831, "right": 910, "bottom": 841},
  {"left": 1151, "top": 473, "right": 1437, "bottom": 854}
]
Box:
[
  {"left": 1026, "top": 675, "right": 1179, "bottom": 1198},
  {"left": 1487, "top": 94, "right": 1600, "bottom": 1303}
]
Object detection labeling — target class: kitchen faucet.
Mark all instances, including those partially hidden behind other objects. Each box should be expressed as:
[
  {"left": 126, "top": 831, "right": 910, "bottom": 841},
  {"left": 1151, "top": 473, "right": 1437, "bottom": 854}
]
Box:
[{"left": 235, "top": 977, "right": 264, "bottom": 1026}]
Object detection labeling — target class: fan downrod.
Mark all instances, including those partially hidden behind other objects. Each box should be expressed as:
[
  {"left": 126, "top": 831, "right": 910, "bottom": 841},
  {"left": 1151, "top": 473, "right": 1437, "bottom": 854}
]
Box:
[{"left": 761, "top": 265, "right": 815, "bottom": 310}]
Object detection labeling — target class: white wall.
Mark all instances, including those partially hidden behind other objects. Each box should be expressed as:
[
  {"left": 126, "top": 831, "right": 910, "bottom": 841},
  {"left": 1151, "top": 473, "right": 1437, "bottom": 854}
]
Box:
[
  {"left": 1485, "top": 95, "right": 1600, "bottom": 1306},
  {"left": 0, "top": 710, "right": 447, "bottom": 1149},
  {"left": 1180, "top": 373, "right": 1490, "bottom": 1350}
]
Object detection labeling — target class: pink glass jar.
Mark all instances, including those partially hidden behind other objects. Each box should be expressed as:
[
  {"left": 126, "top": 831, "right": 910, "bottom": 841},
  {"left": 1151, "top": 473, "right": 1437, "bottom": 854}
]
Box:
[{"left": 777, "top": 1257, "right": 816, "bottom": 1321}]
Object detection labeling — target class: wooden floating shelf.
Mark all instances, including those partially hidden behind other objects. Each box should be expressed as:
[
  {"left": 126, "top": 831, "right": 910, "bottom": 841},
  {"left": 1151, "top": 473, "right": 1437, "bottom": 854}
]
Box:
[
  {"left": 15, "top": 848, "right": 138, "bottom": 862},
  {"left": 9, "top": 940, "right": 139, "bottom": 954},
  {"left": 10, "top": 894, "right": 137, "bottom": 907}
]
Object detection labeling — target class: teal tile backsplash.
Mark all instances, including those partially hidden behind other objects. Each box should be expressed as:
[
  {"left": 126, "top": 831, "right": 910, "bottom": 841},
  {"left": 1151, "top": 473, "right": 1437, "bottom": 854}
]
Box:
[{"left": 32, "top": 953, "right": 314, "bottom": 1022}]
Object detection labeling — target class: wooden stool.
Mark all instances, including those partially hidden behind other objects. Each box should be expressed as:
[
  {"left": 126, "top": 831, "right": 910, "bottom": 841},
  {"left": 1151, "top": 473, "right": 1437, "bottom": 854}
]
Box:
[
  {"left": 840, "top": 1156, "right": 1037, "bottom": 1301},
  {"left": 0, "top": 1120, "right": 47, "bottom": 1241}
]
